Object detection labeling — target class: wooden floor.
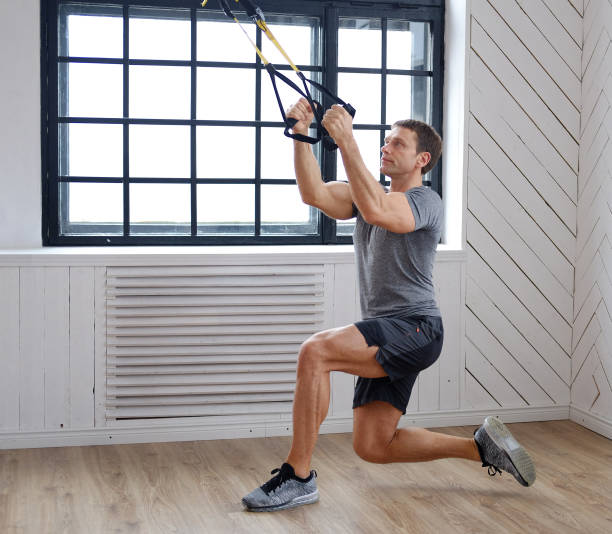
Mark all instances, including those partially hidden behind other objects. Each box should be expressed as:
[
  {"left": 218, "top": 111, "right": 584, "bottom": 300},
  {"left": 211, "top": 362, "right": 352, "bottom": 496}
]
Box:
[{"left": 1, "top": 420, "right": 611, "bottom": 533}]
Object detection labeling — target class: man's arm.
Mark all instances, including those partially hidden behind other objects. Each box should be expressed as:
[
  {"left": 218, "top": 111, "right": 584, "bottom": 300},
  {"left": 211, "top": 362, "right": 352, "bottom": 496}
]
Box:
[
  {"left": 321, "top": 106, "right": 416, "bottom": 233},
  {"left": 289, "top": 99, "right": 355, "bottom": 221}
]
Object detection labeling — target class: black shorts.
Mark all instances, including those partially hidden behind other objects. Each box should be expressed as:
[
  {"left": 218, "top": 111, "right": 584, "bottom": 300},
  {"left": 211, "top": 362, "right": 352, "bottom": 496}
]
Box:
[{"left": 353, "top": 314, "right": 444, "bottom": 415}]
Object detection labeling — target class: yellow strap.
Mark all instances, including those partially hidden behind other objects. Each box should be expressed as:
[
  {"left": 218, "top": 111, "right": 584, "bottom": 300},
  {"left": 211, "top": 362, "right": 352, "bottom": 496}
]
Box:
[
  {"left": 256, "top": 19, "right": 300, "bottom": 73},
  {"left": 234, "top": 16, "right": 269, "bottom": 65},
  {"left": 200, "top": 0, "right": 299, "bottom": 72}
]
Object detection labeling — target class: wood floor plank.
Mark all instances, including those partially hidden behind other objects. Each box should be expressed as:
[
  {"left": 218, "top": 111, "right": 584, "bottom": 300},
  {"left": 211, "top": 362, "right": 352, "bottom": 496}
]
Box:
[{"left": 1, "top": 421, "right": 611, "bottom": 533}]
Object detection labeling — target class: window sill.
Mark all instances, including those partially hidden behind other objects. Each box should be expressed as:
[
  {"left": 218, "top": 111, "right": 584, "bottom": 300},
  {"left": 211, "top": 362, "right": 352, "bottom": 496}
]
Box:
[{"left": 0, "top": 244, "right": 466, "bottom": 266}]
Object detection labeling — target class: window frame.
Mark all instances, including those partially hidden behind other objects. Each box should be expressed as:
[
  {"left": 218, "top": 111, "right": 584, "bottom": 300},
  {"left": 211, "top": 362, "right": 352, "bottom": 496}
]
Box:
[{"left": 41, "top": 0, "right": 445, "bottom": 246}]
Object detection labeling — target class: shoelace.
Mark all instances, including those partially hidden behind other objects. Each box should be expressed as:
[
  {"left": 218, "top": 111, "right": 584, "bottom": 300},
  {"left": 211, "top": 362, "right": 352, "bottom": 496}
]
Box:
[
  {"left": 486, "top": 464, "right": 502, "bottom": 477},
  {"left": 261, "top": 466, "right": 316, "bottom": 495},
  {"left": 261, "top": 467, "right": 288, "bottom": 495}
]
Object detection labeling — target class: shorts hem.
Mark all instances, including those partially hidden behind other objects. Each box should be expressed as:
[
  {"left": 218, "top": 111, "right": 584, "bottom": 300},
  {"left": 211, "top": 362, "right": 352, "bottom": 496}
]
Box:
[
  {"left": 374, "top": 350, "right": 400, "bottom": 382},
  {"left": 352, "top": 397, "right": 407, "bottom": 416}
]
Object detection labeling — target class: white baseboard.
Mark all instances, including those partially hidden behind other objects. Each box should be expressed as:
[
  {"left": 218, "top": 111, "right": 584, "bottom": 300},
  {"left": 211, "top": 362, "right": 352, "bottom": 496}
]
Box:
[
  {"left": 0, "top": 405, "right": 570, "bottom": 450},
  {"left": 569, "top": 405, "right": 612, "bottom": 440}
]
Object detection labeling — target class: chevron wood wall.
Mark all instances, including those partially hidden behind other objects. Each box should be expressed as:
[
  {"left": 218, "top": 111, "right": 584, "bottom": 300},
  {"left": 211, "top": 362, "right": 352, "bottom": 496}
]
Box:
[
  {"left": 572, "top": 0, "right": 612, "bottom": 424},
  {"left": 465, "top": 0, "right": 582, "bottom": 411}
]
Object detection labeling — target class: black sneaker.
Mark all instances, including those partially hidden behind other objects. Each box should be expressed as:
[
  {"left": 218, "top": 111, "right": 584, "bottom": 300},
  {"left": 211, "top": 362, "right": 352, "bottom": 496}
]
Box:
[
  {"left": 474, "top": 416, "right": 536, "bottom": 487},
  {"left": 242, "top": 463, "right": 319, "bottom": 512}
]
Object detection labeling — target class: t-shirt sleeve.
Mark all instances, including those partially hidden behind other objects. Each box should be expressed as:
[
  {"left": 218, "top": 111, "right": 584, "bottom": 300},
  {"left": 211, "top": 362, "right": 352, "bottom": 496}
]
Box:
[{"left": 405, "top": 187, "right": 442, "bottom": 232}]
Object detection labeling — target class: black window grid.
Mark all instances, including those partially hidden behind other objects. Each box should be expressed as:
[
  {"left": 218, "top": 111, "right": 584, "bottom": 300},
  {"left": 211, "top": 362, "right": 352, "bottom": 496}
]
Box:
[{"left": 41, "top": 0, "right": 445, "bottom": 246}]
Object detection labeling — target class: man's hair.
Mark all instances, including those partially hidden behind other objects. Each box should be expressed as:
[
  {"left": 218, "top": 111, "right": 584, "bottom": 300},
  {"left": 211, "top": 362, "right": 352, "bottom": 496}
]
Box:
[{"left": 392, "top": 119, "right": 442, "bottom": 175}]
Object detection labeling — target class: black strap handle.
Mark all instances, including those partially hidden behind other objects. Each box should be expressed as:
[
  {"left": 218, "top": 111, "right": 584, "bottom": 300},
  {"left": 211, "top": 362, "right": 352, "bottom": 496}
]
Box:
[{"left": 266, "top": 65, "right": 356, "bottom": 151}]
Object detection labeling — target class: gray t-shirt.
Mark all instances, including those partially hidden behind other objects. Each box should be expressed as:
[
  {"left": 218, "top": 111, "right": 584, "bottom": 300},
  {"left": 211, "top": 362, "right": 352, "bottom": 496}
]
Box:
[{"left": 353, "top": 185, "right": 443, "bottom": 319}]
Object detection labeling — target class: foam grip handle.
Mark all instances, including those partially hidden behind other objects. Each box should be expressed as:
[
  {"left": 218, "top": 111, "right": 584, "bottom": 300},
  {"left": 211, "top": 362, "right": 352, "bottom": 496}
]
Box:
[{"left": 343, "top": 103, "right": 356, "bottom": 118}]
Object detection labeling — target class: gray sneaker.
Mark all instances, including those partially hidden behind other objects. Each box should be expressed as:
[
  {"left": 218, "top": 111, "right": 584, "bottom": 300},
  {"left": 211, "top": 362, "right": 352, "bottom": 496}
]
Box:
[
  {"left": 242, "top": 462, "right": 319, "bottom": 512},
  {"left": 474, "top": 416, "right": 536, "bottom": 487}
]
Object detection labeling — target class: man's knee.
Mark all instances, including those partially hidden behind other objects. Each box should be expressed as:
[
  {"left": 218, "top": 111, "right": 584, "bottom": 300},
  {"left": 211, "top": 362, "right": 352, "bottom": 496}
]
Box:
[
  {"left": 353, "top": 430, "right": 398, "bottom": 464},
  {"left": 298, "top": 332, "right": 330, "bottom": 373}
]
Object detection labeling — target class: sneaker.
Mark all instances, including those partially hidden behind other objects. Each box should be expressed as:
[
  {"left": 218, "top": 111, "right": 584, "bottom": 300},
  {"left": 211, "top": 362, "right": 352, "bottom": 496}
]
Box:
[
  {"left": 242, "top": 462, "right": 319, "bottom": 512},
  {"left": 474, "top": 416, "right": 536, "bottom": 487}
]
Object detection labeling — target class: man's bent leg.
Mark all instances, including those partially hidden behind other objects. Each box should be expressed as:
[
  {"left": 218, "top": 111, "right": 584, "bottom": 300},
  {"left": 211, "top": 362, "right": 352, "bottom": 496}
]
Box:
[
  {"left": 285, "top": 325, "right": 387, "bottom": 478},
  {"left": 353, "top": 401, "right": 481, "bottom": 464}
]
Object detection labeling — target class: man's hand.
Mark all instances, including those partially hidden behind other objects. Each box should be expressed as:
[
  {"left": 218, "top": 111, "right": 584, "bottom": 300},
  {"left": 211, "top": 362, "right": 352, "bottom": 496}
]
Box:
[
  {"left": 286, "top": 98, "right": 314, "bottom": 136},
  {"left": 321, "top": 104, "right": 354, "bottom": 148}
]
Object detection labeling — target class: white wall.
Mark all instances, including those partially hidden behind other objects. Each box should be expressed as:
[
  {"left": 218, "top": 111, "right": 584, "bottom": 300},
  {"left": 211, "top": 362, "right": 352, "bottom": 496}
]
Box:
[
  {"left": 464, "top": 0, "right": 580, "bottom": 413},
  {"left": 571, "top": 0, "right": 612, "bottom": 437},
  {"left": 0, "top": 0, "right": 42, "bottom": 248}
]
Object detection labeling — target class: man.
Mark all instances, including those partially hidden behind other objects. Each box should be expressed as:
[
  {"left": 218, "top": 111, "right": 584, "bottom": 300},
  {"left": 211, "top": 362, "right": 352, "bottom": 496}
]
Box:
[{"left": 242, "top": 99, "right": 536, "bottom": 512}]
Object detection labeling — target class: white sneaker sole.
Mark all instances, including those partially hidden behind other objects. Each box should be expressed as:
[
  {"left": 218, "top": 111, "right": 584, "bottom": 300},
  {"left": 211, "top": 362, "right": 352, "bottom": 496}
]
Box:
[
  {"left": 244, "top": 490, "right": 319, "bottom": 512},
  {"left": 484, "top": 416, "right": 536, "bottom": 487}
]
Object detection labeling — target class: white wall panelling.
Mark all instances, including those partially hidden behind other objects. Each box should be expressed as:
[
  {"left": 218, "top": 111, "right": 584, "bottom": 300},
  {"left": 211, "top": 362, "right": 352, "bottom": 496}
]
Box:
[
  {"left": 0, "top": 252, "right": 469, "bottom": 448},
  {"left": 571, "top": 0, "right": 612, "bottom": 438},
  {"left": 465, "top": 0, "right": 580, "bottom": 413},
  {"left": 0, "top": 268, "right": 20, "bottom": 430}
]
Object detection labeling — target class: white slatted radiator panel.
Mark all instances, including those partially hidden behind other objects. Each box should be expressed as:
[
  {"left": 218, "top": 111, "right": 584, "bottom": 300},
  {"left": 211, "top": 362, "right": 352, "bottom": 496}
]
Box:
[{"left": 105, "top": 265, "right": 325, "bottom": 421}]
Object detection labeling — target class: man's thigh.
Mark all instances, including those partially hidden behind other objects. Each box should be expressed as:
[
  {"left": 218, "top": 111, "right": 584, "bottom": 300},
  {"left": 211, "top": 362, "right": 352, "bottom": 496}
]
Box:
[{"left": 308, "top": 324, "right": 387, "bottom": 379}]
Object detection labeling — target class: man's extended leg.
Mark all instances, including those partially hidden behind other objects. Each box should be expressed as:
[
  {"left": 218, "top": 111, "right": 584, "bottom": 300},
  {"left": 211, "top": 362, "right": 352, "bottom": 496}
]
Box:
[{"left": 353, "top": 400, "right": 481, "bottom": 464}]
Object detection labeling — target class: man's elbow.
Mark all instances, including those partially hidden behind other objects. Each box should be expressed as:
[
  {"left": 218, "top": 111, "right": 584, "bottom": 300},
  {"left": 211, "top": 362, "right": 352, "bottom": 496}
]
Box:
[
  {"left": 299, "top": 191, "right": 318, "bottom": 208},
  {"left": 360, "top": 207, "right": 383, "bottom": 227}
]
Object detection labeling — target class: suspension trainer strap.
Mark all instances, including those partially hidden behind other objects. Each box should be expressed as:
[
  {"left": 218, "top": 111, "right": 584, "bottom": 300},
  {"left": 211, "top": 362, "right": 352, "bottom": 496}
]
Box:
[{"left": 205, "top": 0, "right": 356, "bottom": 151}]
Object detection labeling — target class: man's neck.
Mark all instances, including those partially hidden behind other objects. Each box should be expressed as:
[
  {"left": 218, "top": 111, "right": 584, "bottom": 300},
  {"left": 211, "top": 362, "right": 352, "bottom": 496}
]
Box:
[{"left": 388, "top": 172, "right": 423, "bottom": 193}]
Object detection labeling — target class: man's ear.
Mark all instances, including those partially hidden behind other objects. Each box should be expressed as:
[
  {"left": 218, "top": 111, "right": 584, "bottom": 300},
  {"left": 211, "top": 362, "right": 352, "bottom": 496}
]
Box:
[{"left": 417, "top": 151, "right": 431, "bottom": 169}]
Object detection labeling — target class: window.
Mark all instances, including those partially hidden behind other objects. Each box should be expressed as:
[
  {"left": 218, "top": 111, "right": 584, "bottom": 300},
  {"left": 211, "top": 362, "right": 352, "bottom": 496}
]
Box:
[{"left": 41, "top": 0, "right": 444, "bottom": 245}]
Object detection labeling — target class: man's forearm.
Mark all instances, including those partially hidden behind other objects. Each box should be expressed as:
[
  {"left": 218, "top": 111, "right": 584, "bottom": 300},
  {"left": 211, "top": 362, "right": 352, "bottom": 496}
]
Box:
[
  {"left": 293, "top": 140, "right": 326, "bottom": 205},
  {"left": 337, "top": 136, "right": 385, "bottom": 216}
]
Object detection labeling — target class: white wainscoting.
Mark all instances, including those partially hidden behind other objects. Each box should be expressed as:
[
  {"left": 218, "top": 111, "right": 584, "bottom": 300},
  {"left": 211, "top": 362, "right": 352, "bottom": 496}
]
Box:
[
  {"left": 571, "top": 0, "right": 612, "bottom": 439},
  {"left": 1, "top": 249, "right": 531, "bottom": 450}
]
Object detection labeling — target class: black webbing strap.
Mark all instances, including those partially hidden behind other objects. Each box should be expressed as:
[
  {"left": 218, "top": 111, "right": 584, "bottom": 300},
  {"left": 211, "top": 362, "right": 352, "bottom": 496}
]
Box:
[{"left": 266, "top": 65, "right": 356, "bottom": 151}]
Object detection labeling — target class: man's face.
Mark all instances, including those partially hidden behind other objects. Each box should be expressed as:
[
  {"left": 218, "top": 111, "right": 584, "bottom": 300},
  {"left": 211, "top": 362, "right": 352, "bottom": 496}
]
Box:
[{"left": 380, "top": 127, "right": 428, "bottom": 176}]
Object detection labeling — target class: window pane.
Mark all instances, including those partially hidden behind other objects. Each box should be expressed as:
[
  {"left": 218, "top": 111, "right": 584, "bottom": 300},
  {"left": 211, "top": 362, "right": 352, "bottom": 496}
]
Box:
[
  {"left": 338, "top": 18, "right": 381, "bottom": 69},
  {"left": 387, "top": 21, "right": 431, "bottom": 71},
  {"left": 261, "top": 185, "right": 316, "bottom": 235},
  {"left": 386, "top": 75, "right": 432, "bottom": 124},
  {"left": 59, "top": 5, "right": 123, "bottom": 58},
  {"left": 130, "top": 125, "right": 190, "bottom": 178},
  {"left": 197, "top": 68, "right": 255, "bottom": 121},
  {"left": 336, "top": 130, "right": 381, "bottom": 182},
  {"left": 130, "top": 183, "right": 190, "bottom": 234},
  {"left": 197, "top": 17, "right": 256, "bottom": 63},
  {"left": 198, "top": 184, "right": 254, "bottom": 234},
  {"left": 61, "top": 182, "right": 123, "bottom": 235},
  {"left": 129, "top": 7, "right": 190, "bottom": 61},
  {"left": 60, "top": 124, "right": 123, "bottom": 177},
  {"left": 338, "top": 73, "right": 380, "bottom": 124},
  {"left": 261, "top": 16, "right": 321, "bottom": 67},
  {"left": 60, "top": 63, "right": 122, "bottom": 118},
  {"left": 129, "top": 65, "right": 191, "bottom": 120},
  {"left": 196, "top": 126, "right": 254, "bottom": 179},
  {"left": 261, "top": 128, "right": 294, "bottom": 180},
  {"left": 336, "top": 220, "right": 356, "bottom": 236}
]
